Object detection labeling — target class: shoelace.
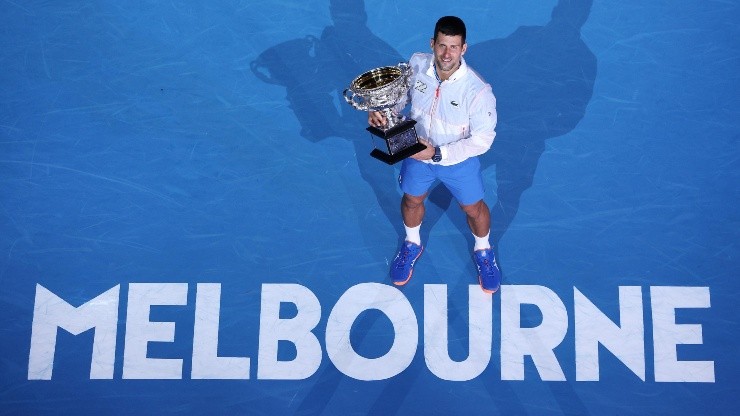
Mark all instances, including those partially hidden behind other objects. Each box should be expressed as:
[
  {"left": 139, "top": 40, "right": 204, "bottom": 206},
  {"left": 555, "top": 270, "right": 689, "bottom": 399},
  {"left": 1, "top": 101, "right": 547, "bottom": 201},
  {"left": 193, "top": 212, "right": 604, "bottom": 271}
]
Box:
[
  {"left": 395, "top": 245, "right": 414, "bottom": 268},
  {"left": 478, "top": 255, "right": 496, "bottom": 276},
  {"left": 395, "top": 251, "right": 409, "bottom": 268}
]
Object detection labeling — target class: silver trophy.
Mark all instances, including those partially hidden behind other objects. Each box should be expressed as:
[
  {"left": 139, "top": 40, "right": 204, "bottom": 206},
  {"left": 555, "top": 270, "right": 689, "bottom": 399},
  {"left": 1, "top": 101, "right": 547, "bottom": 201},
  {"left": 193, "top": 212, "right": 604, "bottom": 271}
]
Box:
[{"left": 343, "top": 63, "right": 425, "bottom": 164}]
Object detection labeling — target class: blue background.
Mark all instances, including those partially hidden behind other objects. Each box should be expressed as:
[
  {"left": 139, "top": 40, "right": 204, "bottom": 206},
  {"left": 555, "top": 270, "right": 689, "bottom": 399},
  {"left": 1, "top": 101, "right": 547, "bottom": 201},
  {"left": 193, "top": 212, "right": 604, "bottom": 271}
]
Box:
[{"left": 1, "top": 0, "right": 738, "bottom": 414}]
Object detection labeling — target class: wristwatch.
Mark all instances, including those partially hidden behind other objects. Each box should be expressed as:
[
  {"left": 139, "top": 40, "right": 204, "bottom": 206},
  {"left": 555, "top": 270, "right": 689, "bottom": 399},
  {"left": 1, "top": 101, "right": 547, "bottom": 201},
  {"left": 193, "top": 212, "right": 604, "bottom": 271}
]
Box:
[{"left": 432, "top": 146, "right": 442, "bottom": 162}]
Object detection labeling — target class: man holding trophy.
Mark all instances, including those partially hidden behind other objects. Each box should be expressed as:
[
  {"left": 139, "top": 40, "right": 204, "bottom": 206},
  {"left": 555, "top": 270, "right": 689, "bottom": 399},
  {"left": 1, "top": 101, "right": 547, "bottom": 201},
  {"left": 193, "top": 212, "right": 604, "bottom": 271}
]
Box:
[{"left": 366, "top": 16, "right": 500, "bottom": 293}]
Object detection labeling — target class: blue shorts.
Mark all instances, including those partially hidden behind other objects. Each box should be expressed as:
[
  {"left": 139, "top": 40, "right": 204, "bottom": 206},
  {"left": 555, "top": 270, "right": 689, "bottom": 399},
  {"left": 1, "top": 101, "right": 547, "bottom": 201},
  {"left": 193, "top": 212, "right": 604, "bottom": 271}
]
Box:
[{"left": 399, "top": 157, "right": 485, "bottom": 206}]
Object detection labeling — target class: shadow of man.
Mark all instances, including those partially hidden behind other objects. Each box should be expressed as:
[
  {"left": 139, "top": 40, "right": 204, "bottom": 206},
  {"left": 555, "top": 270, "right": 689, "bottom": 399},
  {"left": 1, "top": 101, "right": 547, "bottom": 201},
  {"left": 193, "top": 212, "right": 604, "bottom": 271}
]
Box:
[
  {"left": 251, "top": 0, "right": 407, "bottom": 244},
  {"left": 465, "top": 0, "right": 597, "bottom": 251}
]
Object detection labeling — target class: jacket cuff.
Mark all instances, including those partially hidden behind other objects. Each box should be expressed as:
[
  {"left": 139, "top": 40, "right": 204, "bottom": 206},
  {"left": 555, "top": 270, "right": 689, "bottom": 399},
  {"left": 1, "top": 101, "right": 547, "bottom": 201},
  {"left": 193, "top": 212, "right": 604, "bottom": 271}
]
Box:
[{"left": 439, "top": 145, "right": 448, "bottom": 161}]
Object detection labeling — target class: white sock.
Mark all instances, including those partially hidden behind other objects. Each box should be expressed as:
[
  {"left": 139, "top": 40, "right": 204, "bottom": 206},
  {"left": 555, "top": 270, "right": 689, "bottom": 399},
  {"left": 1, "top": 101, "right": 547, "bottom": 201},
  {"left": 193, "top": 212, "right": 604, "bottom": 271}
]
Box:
[
  {"left": 473, "top": 231, "right": 491, "bottom": 251},
  {"left": 404, "top": 223, "right": 421, "bottom": 245}
]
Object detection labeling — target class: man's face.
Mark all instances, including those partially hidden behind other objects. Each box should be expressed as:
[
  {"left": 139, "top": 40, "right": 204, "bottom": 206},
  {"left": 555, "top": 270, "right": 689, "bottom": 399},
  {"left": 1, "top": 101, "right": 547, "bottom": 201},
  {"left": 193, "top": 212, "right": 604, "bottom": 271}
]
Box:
[{"left": 430, "top": 33, "right": 467, "bottom": 74}]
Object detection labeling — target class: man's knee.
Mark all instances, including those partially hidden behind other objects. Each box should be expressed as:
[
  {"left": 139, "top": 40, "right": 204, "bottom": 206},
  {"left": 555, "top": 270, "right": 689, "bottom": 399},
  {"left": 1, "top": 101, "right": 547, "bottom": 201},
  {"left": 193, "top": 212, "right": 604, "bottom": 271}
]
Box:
[
  {"left": 402, "top": 193, "right": 426, "bottom": 209},
  {"left": 460, "top": 199, "right": 487, "bottom": 217}
]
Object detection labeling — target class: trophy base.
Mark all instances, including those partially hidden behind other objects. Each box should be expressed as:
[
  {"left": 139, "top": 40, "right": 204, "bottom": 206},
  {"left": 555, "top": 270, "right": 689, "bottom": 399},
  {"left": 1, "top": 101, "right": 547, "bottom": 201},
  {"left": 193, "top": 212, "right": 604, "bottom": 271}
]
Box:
[
  {"left": 370, "top": 143, "right": 427, "bottom": 165},
  {"left": 366, "top": 119, "right": 425, "bottom": 165}
]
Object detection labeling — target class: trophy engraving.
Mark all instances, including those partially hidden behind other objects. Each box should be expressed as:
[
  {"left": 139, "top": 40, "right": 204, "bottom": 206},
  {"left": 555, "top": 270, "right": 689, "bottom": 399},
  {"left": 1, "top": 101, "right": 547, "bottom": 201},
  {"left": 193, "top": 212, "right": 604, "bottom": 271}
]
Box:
[{"left": 343, "top": 63, "right": 426, "bottom": 164}]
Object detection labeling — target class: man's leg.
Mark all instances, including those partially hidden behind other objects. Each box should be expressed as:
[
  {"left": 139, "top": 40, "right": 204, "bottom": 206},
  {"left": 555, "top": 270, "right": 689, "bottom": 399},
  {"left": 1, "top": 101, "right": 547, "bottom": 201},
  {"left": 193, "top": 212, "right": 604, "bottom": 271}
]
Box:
[
  {"left": 391, "top": 159, "right": 435, "bottom": 286},
  {"left": 436, "top": 157, "right": 500, "bottom": 294},
  {"left": 402, "top": 193, "right": 427, "bottom": 233},
  {"left": 460, "top": 199, "right": 491, "bottom": 242},
  {"left": 390, "top": 193, "right": 427, "bottom": 286},
  {"left": 461, "top": 199, "right": 500, "bottom": 294}
]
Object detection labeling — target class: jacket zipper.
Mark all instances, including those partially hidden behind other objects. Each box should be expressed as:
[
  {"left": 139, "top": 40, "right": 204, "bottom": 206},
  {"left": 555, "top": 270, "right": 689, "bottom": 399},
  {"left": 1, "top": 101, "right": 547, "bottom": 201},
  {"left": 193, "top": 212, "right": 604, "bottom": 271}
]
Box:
[{"left": 429, "top": 66, "right": 442, "bottom": 140}]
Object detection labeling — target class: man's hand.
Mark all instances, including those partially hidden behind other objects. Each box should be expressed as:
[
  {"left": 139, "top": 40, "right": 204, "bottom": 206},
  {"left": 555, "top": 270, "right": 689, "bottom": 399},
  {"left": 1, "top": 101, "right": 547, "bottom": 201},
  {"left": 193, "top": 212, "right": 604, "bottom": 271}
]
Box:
[
  {"left": 411, "top": 138, "right": 435, "bottom": 161},
  {"left": 368, "top": 111, "right": 386, "bottom": 128}
]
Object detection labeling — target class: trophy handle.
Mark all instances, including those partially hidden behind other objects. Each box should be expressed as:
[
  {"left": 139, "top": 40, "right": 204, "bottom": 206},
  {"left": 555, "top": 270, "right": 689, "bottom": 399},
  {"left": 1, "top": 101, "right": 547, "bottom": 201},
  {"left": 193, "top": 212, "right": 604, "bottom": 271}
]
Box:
[
  {"left": 343, "top": 88, "right": 368, "bottom": 111},
  {"left": 398, "top": 62, "right": 411, "bottom": 77}
]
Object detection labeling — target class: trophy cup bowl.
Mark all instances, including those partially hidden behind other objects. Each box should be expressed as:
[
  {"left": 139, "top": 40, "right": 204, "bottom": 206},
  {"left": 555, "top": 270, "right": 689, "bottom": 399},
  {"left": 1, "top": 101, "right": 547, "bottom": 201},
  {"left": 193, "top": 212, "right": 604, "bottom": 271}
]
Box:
[{"left": 343, "top": 63, "right": 426, "bottom": 164}]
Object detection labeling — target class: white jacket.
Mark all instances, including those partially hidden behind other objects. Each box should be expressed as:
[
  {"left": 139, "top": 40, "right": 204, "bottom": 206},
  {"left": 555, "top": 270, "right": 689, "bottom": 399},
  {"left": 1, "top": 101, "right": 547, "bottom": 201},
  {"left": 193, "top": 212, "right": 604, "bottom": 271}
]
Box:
[{"left": 398, "top": 53, "right": 497, "bottom": 166}]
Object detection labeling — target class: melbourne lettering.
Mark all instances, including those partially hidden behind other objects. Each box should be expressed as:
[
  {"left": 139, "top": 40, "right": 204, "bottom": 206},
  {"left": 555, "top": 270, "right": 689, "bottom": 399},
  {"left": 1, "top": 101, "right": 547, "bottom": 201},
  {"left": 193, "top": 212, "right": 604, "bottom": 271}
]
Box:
[{"left": 27, "top": 283, "right": 714, "bottom": 382}]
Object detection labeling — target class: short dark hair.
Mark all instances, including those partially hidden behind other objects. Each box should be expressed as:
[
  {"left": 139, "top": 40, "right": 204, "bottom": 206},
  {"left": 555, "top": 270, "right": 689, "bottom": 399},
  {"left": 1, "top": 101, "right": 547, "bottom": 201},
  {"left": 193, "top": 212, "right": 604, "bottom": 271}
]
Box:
[{"left": 434, "top": 16, "right": 466, "bottom": 44}]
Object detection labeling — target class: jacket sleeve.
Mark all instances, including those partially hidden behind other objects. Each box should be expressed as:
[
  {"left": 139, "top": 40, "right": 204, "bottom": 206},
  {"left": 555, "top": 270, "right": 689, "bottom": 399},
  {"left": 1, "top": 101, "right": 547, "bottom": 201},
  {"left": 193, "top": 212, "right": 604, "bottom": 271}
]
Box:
[{"left": 440, "top": 85, "right": 497, "bottom": 165}]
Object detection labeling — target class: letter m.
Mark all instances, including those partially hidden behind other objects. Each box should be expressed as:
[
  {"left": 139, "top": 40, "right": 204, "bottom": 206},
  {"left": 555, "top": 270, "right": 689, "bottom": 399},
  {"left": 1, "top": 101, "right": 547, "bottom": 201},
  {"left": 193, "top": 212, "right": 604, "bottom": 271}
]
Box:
[{"left": 28, "top": 284, "right": 120, "bottom": 380}]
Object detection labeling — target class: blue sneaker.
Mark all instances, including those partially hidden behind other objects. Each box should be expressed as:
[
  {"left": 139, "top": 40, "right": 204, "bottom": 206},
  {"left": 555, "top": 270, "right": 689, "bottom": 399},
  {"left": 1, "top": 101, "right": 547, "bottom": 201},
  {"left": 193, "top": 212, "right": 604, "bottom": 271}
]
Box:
[
  {"left": 390, "top": 241, "right": 424, "bottom": 286},
  {"left": 474, "top": 248, "right": 501, "bottom": 293}
]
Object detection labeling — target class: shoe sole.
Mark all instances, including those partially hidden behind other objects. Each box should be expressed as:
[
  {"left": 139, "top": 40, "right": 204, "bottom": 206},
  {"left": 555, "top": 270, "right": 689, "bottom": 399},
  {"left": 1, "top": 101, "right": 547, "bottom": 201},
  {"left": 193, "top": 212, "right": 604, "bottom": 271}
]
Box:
[{"left": 392, "top": 246, "right": 423, "bottom": 286}]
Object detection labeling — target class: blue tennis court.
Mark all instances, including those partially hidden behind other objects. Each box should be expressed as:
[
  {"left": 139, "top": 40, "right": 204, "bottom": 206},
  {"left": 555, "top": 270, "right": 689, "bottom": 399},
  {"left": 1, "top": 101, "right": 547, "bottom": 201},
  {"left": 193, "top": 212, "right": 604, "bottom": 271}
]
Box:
[{"left": 1, "top": 0, "right": 738, "bottom": 414}]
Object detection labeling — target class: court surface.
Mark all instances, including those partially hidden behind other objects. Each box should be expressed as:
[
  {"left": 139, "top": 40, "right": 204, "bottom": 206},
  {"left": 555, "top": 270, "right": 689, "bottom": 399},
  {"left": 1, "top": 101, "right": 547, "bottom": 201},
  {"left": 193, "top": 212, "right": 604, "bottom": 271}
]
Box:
[{"left": 1, "top": 0, "right": 738, "bottom": 415}]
